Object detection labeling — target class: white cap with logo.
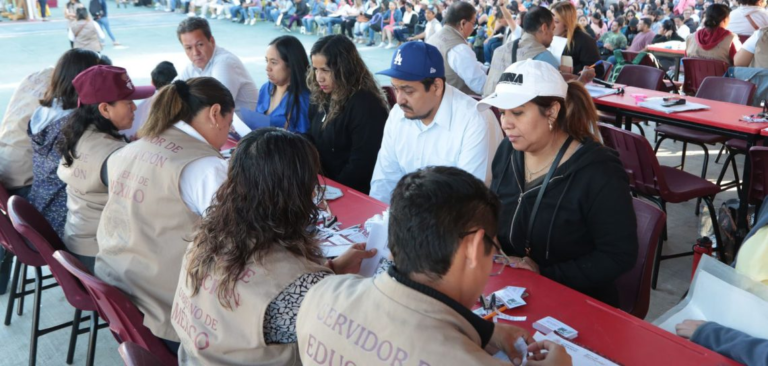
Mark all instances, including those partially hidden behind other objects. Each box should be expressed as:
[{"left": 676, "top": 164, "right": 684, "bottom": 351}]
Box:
[{"left": 477, "top": 59, "right": 568, "bottom": 112}]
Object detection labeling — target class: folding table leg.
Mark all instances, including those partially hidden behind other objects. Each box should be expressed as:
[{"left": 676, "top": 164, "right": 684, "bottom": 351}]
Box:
[
  {"left": 4, "top": 258, "right": 21, "bottom": 325},
  {"left": 66, "top": 308, "right": 82, "bottom": 364}
]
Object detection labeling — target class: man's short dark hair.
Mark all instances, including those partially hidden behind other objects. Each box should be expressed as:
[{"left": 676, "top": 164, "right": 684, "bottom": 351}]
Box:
[
  {"left": 419, "top": 77, "right": 446, "bottom": 91},
  {"left": 522, "top": 6, "right": 554, "bottom": 34},
  {"left": 640, "top": 17, "right": 652, "bottom": 27},
  {"left": 177, "top": 17, "right": 213, "bottom": 41},
  {"left": 388, "top": 167, "right": 500, "bottom": 280},
  {"left": 151, "top": 61, "right": 178, "bottom": 89},
  {"left": 444, "top": 1, "right": 476, "bottom": 26},
  {"left": 615, "top": 16, "right": 625, "bottom": 27},
  {"left": 737, "top": 0, "right": 759, "bottom": 5}
]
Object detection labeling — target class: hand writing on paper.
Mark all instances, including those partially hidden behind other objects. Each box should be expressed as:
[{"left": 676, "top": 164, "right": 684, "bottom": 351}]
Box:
[
  {"left": 675, "top": 319, "right": 707, "bottom": 339},
  {"left": 331, "top": 243, "right": 377, "bottom": 274},
  {"left": 510, "top": 256, "right": 540, "bottom": 274},
  {"left": 485, "top": 324, "right": 534, "bottom": 365},
  {"left": 577, "top": 66, "right": 596, "bottom": 85},
  {"left": 526, "top": 340, "right": 573, "bottom": 366}
]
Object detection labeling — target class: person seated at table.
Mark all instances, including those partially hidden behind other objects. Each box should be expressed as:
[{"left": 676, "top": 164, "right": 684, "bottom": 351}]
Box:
[
  {"left": 56, "top": 65, "right": 153, "bottom": 272},
  {"left": 369, "top": 42, "right": 503, "bottom": 204},
  {"left": 171, "top": 127, "right": 376, "bottom": 365},
  {"left": 256, "top": 36, "right": 311, "bottom": 133},
  {"left": 685, "top": 4, "right": 741, "bottom": 65},
  {"left": 673, "top": 14, "right": 692, "bottom": 39},
  {"left": 551, "top": 1, "right": 605, "bottom": 78},
  {"left": 734, "top": 26, "right": 768, "bottom": 67},
  {"left": 27, "top": 49, "right": 107, "bottom": 239},
  {"left": 477, "top": 60, "right": 638, "bottom": 307},
  {"left": 726, "top": 0, "right": 768, "bottom": 37},
  {"left": 599, "top": 16, "right": 628, "bottom": 57},
  {"left": 627, "top": 17, "right": 656, "bottom": 52},
  {"left": 307, "top": 35, "right": 388, "bottom": 195},
  {"left": 297, "top": 166, "right": 573, "bottom": 366},
  {"left": 652, "top": 19, "right": 685, "bottom": 43},
  {"left": 622, "top": 17, "right": 640, "bottom": 45},
  {"left": 96, "top": 77, "right": 234, "bottom": 352}
]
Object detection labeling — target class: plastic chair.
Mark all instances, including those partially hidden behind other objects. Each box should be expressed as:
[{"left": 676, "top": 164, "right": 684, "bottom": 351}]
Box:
[
  {"left": 749, "top": 146, "right": 768, "bottom": 205},
  {"left": 382, "top": 86, "right": 396, "bottom": 110},
  {"left": 598, "top": 65, "right": 667, "bottom": 136},
  {"left": 615, "top": 199, "right": 666, "bottom": 320},
  {"left": 8, "top": 196, "right": 105, "bottom": 366},
  {"left": 53, "top": 250, "right": 178, "bottom": 365},
  {"left": 602, "top": 62, "right": 613, "bottom": 82},
  {"left": 681, "top": 58, "right": 729, "bottom": 96},
  {"left": 599, "top": 124, "right": 724, "bottom": 289},
  {"left": 738, "top": 34, "right": 750, "bottom": 45},
  {"left": 655, "top": 77, "right": 756, "bottom": 213},
  {"left": 118, "top": 342, "right": 166, "bottom": 366}
]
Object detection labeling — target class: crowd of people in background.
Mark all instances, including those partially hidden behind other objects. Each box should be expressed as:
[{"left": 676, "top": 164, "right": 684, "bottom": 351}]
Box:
[{"left": 2, "top": 0, "right": 768, "bottom": 363}]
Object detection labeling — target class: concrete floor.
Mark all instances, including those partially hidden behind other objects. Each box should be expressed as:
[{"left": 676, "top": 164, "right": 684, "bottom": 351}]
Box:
[{"left": 0, "top": 4, "right": 745, "bottom": 365}]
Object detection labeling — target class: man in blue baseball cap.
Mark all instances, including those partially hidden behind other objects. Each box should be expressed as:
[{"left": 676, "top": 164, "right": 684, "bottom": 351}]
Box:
[{"left": 369, "top": 41, "right": 503, "bottom": 204}]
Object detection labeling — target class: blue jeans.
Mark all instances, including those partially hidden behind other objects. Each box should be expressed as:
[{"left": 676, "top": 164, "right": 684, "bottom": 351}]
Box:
[
  {"left": 96, "top": 17, "right": 116, "bottom": 42},
  {"left": 367, "top": 25, "right": 378, "bottom": 43},
  {"left": 245, "top": 6, "right": 260, "bottom": 20},
  {"left": 269, "top": 8, "right": 280, "bottom": 22},
  {"left": 483, "top": 37, "right": 503, "bottom": 64},
  {"left": 324, "top": 16, "right": 343, "bottom": 34},
  {"left": 230, "top": 5, "right": 242, "bottom": 19},
  {"left": 302, "top": 16, "right": 316, "bottom": 31}
]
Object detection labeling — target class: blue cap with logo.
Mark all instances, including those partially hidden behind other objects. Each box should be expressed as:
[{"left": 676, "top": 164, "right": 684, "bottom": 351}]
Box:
[{"left": 376, "top": 42, "right": 445, "bottom": 81}]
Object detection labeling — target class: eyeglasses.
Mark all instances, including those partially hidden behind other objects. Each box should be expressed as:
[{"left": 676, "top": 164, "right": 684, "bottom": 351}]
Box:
[{"left": 459, "top": 229, "right": 511, "bottom": 276}]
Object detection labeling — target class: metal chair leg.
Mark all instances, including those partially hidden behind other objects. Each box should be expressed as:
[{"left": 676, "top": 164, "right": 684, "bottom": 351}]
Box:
[
  {"left": 703, "top": 196, "right": 726, "bottom": 262},
  {"left": 28, "top": 267, "right": 43, "bottom": 366},
  {"left": 694, "top": 143, "right": 710, "bottom": 216},
  {"left": 17, "top": 263, "right": 27, "bottom": 316},
  {"left": 86, "top": 312, "right": 99, "bottom": 366},
  {"left": 715, "top": 145, "right": 725, "bottom": 164},
  {"left": 653, "top": 136, "right": 667, "bottom": 154},
  {"left": 4, "top": 258, "right": 21, "bottom": 325},
  {"left": 66, "top": 309, "right": 82, "bottom": 364},
  {"left": 680, "top": 142, "right": 688, "bottom": 171},
  {"left": 652, "top": 220, "right": 666, "bottom": 290}
]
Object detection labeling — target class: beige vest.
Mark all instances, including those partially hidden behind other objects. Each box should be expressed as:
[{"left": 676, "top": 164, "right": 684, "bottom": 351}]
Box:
[
  {"left": 71, "top": 20, "right": 102, "bottom": 53},
  {"left": 428, "top": 26, "right": 475, "bottom": 95},
  {"left": 95, "top": 126, "right": 222, "bottom": 341},
  {"left": 174, "top": 248, "right": 332, "bottom": 365},
  {"left": 57, "top": 126, "right": 125, "bottom": 256},
  {"left": 0, "top": 67, "right": 53, "bottom": 189},
  {"left": 685, "top": 31, "right": 736, "bottom": 65},
  {"left": 296, "top": 273, "right": 509, "bottom": 366},
  {"left": 750, "top": 28, "right": 768, "bottom": 69}
]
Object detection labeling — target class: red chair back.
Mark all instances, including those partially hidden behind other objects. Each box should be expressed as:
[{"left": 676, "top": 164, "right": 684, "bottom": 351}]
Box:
[
  {"left": 0, "top": 186, "right": 46, "bottom": 268},
  {"left": 53, "top": 250, "right": 178, "bottom": 365},
  {"left": 749, "top": 146, "right": 768, "bottom": 204},
  {"left": 621, "top": 51, "right": 658, "bottom": 68},
  {"left": 8, "top": 196, "right": 95, "bottom": 310},
  {"left": 681, "top": 58, "right": 729, "bottom": 96},
  {"left": 738, "top": 34, "right": 750, "bottom": 44},
  {"left": 615, "top": 199, "right": 666, "bottom": 319},
  {"left": 382, "top": 86, "right": 397, "bottom": 109},
  {"left": 118, "top": 342, "right": 166, "bottom": 366},
  {"left": 599, "top": 124, "right": 669, "bottom": 198},
  {"left": 602, "top": 62, "right": 614, "bottom": 81},
  {"left": 615, "top": 65, "right": 666, "bottom": 91},
  {"left": 695, "top": 77, "right": 756, "bottom": 105}
]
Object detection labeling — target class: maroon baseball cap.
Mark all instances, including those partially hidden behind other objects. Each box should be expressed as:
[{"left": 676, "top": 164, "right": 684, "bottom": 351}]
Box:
[{"left": 72, "top": 65, "right": 155, "bottom": 105}]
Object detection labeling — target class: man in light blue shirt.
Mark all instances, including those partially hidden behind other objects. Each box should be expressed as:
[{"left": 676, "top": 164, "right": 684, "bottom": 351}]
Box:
[{"left": 370, "top": 42, "right": 503, "bottom": 204}]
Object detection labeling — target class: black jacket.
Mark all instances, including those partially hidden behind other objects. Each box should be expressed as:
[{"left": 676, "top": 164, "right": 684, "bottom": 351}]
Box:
[
  {"left": 490, "top": 138, "right": 638, "bottom": 306},
  {"left": 564, "top": 28, "right": 605, "bottom": 79},
  {"left": 307, "top": 89, "right": 387, "bottom": 194}
]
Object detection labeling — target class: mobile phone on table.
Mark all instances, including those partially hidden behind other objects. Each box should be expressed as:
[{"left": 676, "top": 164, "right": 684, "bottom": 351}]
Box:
[{"left": 661, "top": 98, "right": 686, "bottom": 107}]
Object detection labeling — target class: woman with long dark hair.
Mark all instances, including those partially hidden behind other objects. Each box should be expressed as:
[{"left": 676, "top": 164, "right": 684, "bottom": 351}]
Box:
[
  {"left": 652, "top": 18, "right": 684, "bottom": 44},
  {"left": 172, "top": 128, "right": 375, "bottom": 364},
  {"left": 27, "top": 48, "right": 106, "bottom": 239},
  {"left": 256, "top": 36, "right": 311, "bottom": 133},
  {"left": 307, "top": 35, "right": 388, "bottom": 194},
  {"left": 56, "top": 65, "right": 153, "bottom": 272}
]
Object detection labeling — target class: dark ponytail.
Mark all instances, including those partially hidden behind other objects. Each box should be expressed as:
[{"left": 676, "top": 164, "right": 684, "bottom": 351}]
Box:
[
  {"left": 58, "top": 103, "right": 126, "bottom": 167},
  {"left": 530, "top": 81, "right": 600, "bottom": 143},
  {"left": 703, "top": 4, "right": 730, "bottom": 29},
  {"left": 139, "top": 77, "right": 234, "bottom": 138}
]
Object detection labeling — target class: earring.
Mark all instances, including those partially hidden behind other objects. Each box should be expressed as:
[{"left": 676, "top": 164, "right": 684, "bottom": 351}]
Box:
[
  {"left": 215, "top": 122, "right": 220, "bottom": 130},
  {"left": 548, "top": 120, "right": 553, "bottom": 131}
]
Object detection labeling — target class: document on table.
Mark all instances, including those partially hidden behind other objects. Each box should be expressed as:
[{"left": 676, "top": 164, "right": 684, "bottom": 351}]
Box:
[
  {"left": 585, "top": 84, "right": 620, "bottom": 98},
  {"left": 638, "top": 97, "right": 710, "bottom": 114},
  {"left": 532, "top": 332, "right": 619, "bottom": 366}
]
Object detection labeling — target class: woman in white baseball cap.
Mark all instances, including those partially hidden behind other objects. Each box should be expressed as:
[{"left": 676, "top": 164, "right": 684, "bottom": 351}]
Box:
[{"left": 477, "top": 59, "right": 638, "bottom": 307}]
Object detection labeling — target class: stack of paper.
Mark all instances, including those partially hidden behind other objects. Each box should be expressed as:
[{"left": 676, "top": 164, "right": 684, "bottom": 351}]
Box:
[
  {"left": 532, "top": 332, "right": 619, "bottom": 366},
  {"left": 585, "top": 84, "right": 620, "bottom": 98},
  {"left": 638, "top": 97, "right": 711, "bottom": 114}
]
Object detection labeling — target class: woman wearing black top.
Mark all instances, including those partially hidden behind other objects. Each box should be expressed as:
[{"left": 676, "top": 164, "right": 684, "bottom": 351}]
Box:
[
  {"left": 651, "top": 19, "right": 684, "bottom": 44},
  {"left": 551, "top": 1, "right": 605, "bottom": 79},
  {"left": 307, "top": 35, "right": 388, "bottom": 194}
]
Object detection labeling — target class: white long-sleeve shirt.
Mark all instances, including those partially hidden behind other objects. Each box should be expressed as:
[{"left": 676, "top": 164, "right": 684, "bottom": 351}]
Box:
[
  {"left": 179, "top": 46, "right": 259, "bottom": 114},
  {"left": 447, "top": 43, "right": 489, "bottom": 95},
  {"left": 174, "top": 122, "right": 228, "bottom": 216},
  {"left": 727, "top": 6, "right": 768, "bottom": 36},
  {"left": 369, "top": 85, "right": 503, "bottom": 204}
]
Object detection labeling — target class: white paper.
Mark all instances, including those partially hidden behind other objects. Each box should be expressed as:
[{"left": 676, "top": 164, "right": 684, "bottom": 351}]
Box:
[
  {"left": 327, "top": 235, "right": 353, "bottom": 245},
  {"left": 654, "top": 256, "right": 768, "bottom": 339},
  {"left": 358, "top": 220, "right": 391, "bottom": 277},
  {"left": 231, "top": 113, "right": 251, "bottom": 137},
  {"left": 532, "top": 332, "right": 619, "bottom": 366},
  {"left": 585, "top": 84, "right": 619, "bottom": 98},
  {"left": 321, "top": 244, "right": 352, "bottom": 258},
  {"left": 548, "top": 36, "right": 568, "bottom": 63},
  {"left": 638, "top": 97, "right": 711, "bottom": 114},
  {"left": 492, "top": 286, "right": 527, "bottom": 309},
  {"left": 323, "top": 185, "right": 344, "bottom": 200}
]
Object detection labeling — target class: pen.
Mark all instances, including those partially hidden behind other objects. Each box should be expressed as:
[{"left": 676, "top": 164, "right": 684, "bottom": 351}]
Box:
[
  {"left": 482, "top": 305, "right": 509, "bottom": 320},
  {"left": 588, "top": 60, "right": 604, "bottom": 69}
]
